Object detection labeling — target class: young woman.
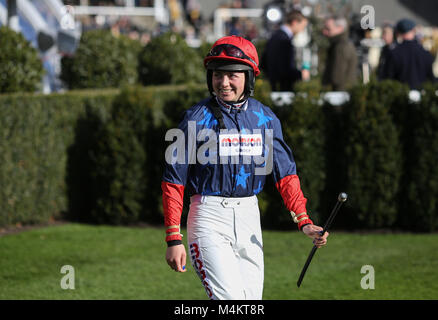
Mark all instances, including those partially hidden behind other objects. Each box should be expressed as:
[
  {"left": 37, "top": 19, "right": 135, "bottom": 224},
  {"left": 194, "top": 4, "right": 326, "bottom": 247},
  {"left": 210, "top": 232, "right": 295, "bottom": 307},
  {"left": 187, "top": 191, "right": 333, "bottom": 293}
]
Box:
[{"left": 162, "top": 35, "right": 328, "bottom": 300}]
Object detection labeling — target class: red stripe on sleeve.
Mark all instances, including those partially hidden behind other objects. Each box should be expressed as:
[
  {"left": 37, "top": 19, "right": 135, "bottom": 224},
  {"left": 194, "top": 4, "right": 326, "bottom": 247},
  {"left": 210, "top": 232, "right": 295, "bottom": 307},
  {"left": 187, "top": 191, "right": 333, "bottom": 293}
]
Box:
[
  {"left": 162, "top": 181, "right": 185, "bottom": 241},
  {"left": 275, "top": 174, "right": 313, "bottom": 229}
]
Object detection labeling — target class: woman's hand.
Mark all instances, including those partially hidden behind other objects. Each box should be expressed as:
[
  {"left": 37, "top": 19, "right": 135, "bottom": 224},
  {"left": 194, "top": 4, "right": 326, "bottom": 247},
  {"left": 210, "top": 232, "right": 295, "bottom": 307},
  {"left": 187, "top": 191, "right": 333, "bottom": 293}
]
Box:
[
  {"left": 302, "top": 224, "right": 329, "bottom": 248},
  {"left": 166, "top": 244, "right": 187, "bottom": 272}
]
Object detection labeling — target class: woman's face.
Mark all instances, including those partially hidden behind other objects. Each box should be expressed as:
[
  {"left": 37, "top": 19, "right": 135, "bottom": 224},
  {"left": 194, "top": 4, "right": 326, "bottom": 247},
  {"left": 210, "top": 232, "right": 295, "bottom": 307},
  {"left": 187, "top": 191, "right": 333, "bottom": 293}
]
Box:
[
  {"left": 382, "top": 27, "right": 394, "bottom": 45},
  {"left": 212, "top": 70, "right": 246, "bottom": 102}
]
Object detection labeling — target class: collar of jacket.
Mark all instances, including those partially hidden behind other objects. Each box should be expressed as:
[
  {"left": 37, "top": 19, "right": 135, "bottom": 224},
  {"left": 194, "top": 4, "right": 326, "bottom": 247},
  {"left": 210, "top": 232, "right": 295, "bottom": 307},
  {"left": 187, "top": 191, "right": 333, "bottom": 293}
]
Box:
[
  {"left": 280, "top": 24, "right": 293, "bottom": 40},
  {"left": 401, "top": 39, "right": 418, "bottom": 45},
  {"left": 216, "top": 97, "right": 248, "bottom": 113}
]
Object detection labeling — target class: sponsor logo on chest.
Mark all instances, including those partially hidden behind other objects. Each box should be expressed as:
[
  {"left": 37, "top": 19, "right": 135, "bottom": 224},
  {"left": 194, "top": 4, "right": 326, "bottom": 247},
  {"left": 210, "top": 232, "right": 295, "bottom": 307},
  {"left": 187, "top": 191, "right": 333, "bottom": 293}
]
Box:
[{"left": 219, "top": 133, "right": 263, "bottom": 156}]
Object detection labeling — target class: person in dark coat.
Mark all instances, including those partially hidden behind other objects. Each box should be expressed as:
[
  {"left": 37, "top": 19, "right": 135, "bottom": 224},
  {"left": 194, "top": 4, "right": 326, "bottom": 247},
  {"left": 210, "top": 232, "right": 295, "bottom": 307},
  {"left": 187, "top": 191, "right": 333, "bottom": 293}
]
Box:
[
  {"left": 261, "top": 10, "right": 309, "bottom": 91},
  {"left": 382, "top": 18, "right": 436, "bottom": 90},
  {"left": 377, "top": 23, "right": 397, "bottom": 81},
  {"left": 321, "top": 15, "right": 358, "bottom": 91}
]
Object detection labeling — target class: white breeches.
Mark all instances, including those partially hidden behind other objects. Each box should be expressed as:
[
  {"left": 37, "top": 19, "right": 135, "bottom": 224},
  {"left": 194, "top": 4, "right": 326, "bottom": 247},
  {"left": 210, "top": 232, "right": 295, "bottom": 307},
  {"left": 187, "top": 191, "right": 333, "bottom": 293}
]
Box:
[{"left": 187, "top": 194, "right": 264, "bottom": 300}]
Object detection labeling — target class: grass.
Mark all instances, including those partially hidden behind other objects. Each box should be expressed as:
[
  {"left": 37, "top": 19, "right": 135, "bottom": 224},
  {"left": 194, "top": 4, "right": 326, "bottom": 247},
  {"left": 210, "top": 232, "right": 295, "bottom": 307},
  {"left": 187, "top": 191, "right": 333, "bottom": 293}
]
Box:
[{"left": 0, "top": 223, "right": 437, "bottom": 300}]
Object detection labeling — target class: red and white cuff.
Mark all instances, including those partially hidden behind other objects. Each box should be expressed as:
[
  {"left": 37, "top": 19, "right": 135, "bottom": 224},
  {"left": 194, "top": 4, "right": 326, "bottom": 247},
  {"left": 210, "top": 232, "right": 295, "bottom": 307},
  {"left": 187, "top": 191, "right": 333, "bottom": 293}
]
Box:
[
  {"left": 165, "top": 224, "right": 183, "bottom": 242},
  {"left": 162, "top": 181, "right": 185, "bottom": 246},
  {"left": 290, "top": 211, "right": 313, "bottom": 230}
]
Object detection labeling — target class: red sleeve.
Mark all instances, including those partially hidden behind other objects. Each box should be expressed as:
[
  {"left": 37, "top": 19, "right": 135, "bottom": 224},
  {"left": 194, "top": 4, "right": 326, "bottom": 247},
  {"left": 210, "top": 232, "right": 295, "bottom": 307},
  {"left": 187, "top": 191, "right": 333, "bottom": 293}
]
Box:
[
  {"left": 275, "top": 174, "right": 313, "bottom": 230},
  {"left": 162, "top": 181, "right": 185, "bottom": 242}
]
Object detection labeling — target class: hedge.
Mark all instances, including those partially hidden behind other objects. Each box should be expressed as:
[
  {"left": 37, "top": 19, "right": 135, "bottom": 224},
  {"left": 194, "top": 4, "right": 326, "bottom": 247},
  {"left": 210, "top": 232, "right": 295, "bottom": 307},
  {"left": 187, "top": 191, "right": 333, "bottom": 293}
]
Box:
[
  {"left": 396, "top": 83, "right": 438, "bottom": 231},
  {"left": 0, "top": 89, "right": 117, "bottom": 226},
  {"left": 61, "top": 30, "right": 142, "bottom": 89},
  {"left": 1, "top": 81, "right": 437, "bottom": 232},
  {"left": 138, "top": 32, "right": 205, "bottom": 86},
  {"left": 340, "top": 81, "right": 405, "bottom": 229},
  {"left": 86, "top": 85, "right": 205, "bottom": 224},
  {"left": 0, "top": 26, "right": 44, "bottom": 93}
]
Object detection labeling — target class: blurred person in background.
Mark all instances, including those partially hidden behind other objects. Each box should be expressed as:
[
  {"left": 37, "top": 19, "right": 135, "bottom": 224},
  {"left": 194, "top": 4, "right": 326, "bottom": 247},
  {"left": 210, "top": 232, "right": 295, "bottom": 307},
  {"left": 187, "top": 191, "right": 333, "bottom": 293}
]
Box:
[
  {"left": 377, "top": 22, "right": 397, "bottom": 81},
  {"left": 244, "top": 19, "right": 259, "bottom": 41},
  {"left": 231, "top": 0, "right": 243, "bottom": 8},
  {"left": 183, "top": 0, "right": 202, "bottom": 36},
  {"left": 261, "top": 10, "right": 310, "bottom": 91},
  {"left": 228, "top": 18, "right": 244, "bottom": 37},
  {"left": 382, "top": 18, "right": 436, "bottom": 90},
  {"left": 322, "top": 15, "right": 358, "bottom": 91}
]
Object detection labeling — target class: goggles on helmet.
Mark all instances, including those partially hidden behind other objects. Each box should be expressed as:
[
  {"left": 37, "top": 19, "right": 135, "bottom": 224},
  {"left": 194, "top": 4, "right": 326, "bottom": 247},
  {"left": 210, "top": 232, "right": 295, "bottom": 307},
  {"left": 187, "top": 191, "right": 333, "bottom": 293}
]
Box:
[{"left": 207, "top": 44, "right": 257, "bottom": 67}]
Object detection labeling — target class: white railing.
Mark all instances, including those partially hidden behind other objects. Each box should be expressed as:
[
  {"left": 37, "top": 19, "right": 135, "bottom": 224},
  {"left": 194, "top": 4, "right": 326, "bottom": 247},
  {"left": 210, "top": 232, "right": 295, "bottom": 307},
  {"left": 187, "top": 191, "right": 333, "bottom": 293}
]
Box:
[
  {"left": 270, "top": 90, "right": 430, "bottom": 107},
  {"left": 270, "top": 91, "right": 351, "bottom": 107},
  {"left": 73, "top": 1, "right": 168, "bottom": 24},
  {"left": 73, "top": 5, "right": 155, "bottom": 16}
]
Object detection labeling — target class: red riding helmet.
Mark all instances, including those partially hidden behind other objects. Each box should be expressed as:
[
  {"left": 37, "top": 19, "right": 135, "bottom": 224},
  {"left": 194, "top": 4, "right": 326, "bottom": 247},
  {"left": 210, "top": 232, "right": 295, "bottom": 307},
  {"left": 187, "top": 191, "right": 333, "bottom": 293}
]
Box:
[{"left": 204, "top": 36, "right": 260, "bottom": 99}]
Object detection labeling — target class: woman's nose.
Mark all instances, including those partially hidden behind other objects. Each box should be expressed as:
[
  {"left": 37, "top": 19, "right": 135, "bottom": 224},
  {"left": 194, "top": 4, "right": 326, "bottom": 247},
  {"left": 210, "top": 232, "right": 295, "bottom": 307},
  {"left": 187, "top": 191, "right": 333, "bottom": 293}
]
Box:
[{"left": 221, "top": 75, "right": 230, "bottom": 86}]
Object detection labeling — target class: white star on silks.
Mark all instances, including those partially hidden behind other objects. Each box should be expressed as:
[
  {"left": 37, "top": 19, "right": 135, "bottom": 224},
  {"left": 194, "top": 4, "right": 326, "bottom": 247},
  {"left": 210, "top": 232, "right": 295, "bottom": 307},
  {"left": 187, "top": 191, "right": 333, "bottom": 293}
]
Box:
[
  {"left": 252, "top": 109, "right": 273, "bottom": 127},
  {"left": 235, "top": 166, "right": 251, "bottom": 189}
]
